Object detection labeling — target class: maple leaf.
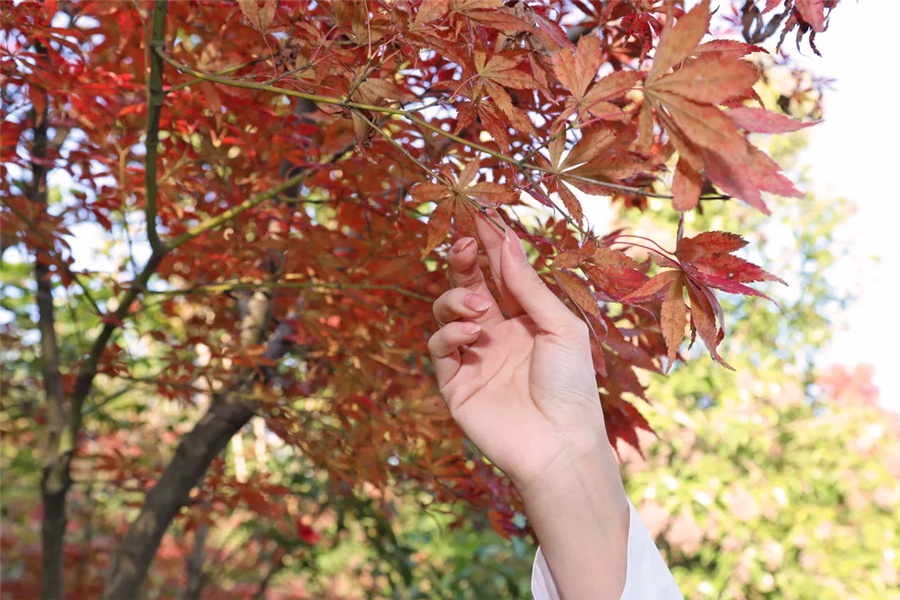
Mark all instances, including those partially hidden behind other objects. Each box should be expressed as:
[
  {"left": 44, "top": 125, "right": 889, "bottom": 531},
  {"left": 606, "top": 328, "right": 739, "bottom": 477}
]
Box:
[
  {"left": 620, "top": 230, "right": 782, "bottom": 370},
  {"left": 473, "top": 51, "right": 539, "bottom": 134},
  {"left": 676, "top": 231, "right": 786, "bottom": 292},
  {"left": 693, "top": 39, "right": 768, "bottom": 59},
  {"left": 541, "top": 125, "right": 646, "bottom": 224},
  {"left": 414, "top": 0, "right": 450, "bottom": 27},
  {"left": 727, "top": 106, "right": 819, "bottom": 133},
  {"left": 414, "top": 159, "right": 511, "bottom": 255},
  {"left": 553, "top": 268, "right": 604, "bottom": 321},
  {"left": 552, "top": 241, "right": 650, "bottom": 302},
  {"left": 551, "top": 35, "right": 643, "bottom": 121},
  {"left": 795, "top": 0, "right": 829, "bottom": 33},
  {"left": 660, "top": 273, "right": 687, "bottom": 372},
  {"left": 453, "top": 0, "right": 533, "bottom": 33},
  {"left": 640, "top": 0, "right": 809, "bottom": 213},
  {"left": 454, "top": 99, "right": 512, "bottom": 151},
  {"left": 237, "top": 0, "right": 276, "bottom": 34}
]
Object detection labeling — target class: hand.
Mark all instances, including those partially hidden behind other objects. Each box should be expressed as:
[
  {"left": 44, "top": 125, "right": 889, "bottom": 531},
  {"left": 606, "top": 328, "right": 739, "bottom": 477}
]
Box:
[
  {"left": 428, "top": 210, "right": 609, "bottom": 492},
  {"left": 429, "top": 211, "right": 631, "bottom": 599}
]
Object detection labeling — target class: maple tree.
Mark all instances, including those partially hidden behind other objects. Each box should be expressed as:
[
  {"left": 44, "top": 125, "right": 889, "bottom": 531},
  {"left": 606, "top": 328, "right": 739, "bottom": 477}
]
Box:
[{"left": 1, "top": 0, "right": 840, "bottom": 597}]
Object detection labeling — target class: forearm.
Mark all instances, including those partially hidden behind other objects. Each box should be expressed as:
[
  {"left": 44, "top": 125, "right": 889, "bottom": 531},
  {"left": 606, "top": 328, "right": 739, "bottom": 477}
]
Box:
[{"left": 520, "top": 439, "right": 631, "bottom": 600}]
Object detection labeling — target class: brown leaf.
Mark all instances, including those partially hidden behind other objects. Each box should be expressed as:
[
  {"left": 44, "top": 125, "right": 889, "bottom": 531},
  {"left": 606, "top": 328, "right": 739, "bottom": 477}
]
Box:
[
  {"left": 727, "top": 106, "right": 819, "bottom": 133},
  {"left": 650, "top": 91, "right": 747, "bottom": 157},
  {"left": 554, "top": 268, "right": 602, "bottom": 321},
  {"left": 423, "top": 200, "right": 453, "bottom": 256},
  {"left": 651, "top": 54, "right": 758, "bottom": 105},
  {"left": 553, "top": 249, "right": 589, "bottom": 269},
  {"left": 685, "top": 279, "right": 733, "bottom": 370},
  {"left": 660, "top": 274, "right": 687, "bottom": 372},
  {"left": 414, "top": 0, "right": 449, "bottom": 26},
  {"left": 646, "top": 0, "right": 711, "bottom": 84},
  {"left": 237, "top": 0, "right": 276, "bottom": 34},
  {"left": 672, "top": 157, "right": 702, "bottom": 211},
  {"left": 557, "top": 182, "right": 584, "bottom": 226},
  {"left": 476, "top": 51, "right": 539, "bottom": 89},
  {"left": 620, "top": 269, "right": 681, "bottom": 302},
  {"left": 462, "top": 8, "right": 532, "bottom": 32},
  {"left": 551, "top": 35, "right": 601, "bottom": 101},
  {"left": 795, "top": 0, "right": 827, "bottom": 32}
]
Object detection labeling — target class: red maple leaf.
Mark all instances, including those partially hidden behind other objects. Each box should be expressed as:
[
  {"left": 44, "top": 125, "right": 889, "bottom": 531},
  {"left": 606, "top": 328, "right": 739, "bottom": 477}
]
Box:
[{"left": 620, "top": 231, "right": 783, "bottom": 371}]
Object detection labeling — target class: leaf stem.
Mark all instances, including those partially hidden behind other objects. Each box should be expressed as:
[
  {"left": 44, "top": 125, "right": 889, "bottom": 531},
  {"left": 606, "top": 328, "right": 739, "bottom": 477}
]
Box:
[
  {"left": 607, "top": 240, "right": 674, "bottom": 261},
  {"left": 607, "top": 234, "right": 675, "bottom": 256}
]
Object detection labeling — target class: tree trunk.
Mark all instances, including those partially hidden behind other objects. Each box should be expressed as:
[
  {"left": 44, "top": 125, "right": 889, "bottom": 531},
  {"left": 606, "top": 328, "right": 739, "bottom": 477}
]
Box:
[
  {"left": 101, "top": 317, "right": 295, "bottom": 598},
  {"left": 40, "top": 470, "right": 69, "bottom": 600},
  {"left": 101, "top": 397, "right": 254, "bottom": 600},
  {"left": 26, "top": 40, "right": 70, "bottom": 600}
]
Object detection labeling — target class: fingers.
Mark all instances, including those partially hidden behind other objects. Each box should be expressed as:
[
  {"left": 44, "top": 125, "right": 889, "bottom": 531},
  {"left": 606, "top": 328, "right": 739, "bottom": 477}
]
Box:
[
  {"left": 447, "top": 236, "right": 504, "bottom": 323},
  {"left": 474, "top": 210, "right": 525, "bottom": 317},
  {"left": 433, "top": 287, "right": 492, "bottom": 326},
  {"left": 428, "top": 321, "right": 482, "bottom": 387},
  {"left": 499, "top": 224, "right": 586, "bottom": 337}
]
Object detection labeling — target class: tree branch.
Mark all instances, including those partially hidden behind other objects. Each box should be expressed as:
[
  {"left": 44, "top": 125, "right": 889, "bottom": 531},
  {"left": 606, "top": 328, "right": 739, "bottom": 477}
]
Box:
[
  {"left": 148, "top": 280, "right": 434, "bottom": 302},
  {"left": 144, "top": 0, "right": 169, "bottom": 254},
  {"left": 166, "top": 170, "right": 307, "bottom": 249},
  {"left": 101, "top": 396, "right": 255, "bottom": 600},
  {"left": 179, "top": 523, "right": 208, "bottom": 600},
  {"left": 27, "top": 44, "right": 69, "bottom": 600},
  {"left": 167, "top": 57, "right": 268, "bottom": 94}
]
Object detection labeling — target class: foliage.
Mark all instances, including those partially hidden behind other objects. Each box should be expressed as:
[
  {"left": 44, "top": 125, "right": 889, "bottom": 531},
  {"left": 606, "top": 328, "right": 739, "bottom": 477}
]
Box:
[
  {"left": 616, "top": 192, "right": 900, "bottom": 600},
  {"left": 0, "top": 0, "right": 848, "bottom": 598}
]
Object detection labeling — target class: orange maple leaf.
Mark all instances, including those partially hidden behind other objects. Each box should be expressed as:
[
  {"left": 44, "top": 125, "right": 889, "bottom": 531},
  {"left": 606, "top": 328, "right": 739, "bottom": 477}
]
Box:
[
  {"left": 640, "top": 0, "right": 808, "bottom": 213},
  {"left": 414, "top": 159, "right": 513, "bottom": 255}
]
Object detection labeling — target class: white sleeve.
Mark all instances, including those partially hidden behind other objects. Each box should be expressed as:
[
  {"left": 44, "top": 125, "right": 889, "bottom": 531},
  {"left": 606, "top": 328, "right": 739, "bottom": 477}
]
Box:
[{"left": 531, "top": 499, "right": 682, "bottom": 600}]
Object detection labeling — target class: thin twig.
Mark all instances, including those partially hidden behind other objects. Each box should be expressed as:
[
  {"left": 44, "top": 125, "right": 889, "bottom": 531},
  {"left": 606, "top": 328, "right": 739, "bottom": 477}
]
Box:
[
  {"left": 155, "top": 47, "right": 722, "bottom": 206},
  {"left": 167, "top": 58, "right": 269, "bottom": 94},
  {"left": 147, "top": 280, "right": 433, "bottom": 303}
]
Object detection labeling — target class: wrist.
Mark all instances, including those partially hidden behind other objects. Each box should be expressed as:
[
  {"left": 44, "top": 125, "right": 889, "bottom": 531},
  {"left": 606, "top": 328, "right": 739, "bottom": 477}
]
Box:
[
  {"left": 517, "top": 433, "right": 624, "bottom": 510},
  {"left": 518, "top": 428, "right": 631, "bottom": 600},
  {"left": 513, "top": 405, "right": 620, "bottom": 502}
]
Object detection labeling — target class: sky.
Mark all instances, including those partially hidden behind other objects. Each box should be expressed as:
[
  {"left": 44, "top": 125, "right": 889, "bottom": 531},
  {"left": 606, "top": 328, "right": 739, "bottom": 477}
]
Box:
[{"left": 791, "top": 0, "right": 900, "bottom": 410}]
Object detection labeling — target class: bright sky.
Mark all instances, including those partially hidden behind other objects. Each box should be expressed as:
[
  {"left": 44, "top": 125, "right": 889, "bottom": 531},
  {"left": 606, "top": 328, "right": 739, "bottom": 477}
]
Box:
[{"left": 792, "top": 0, "right": 900, "bottom": 410}]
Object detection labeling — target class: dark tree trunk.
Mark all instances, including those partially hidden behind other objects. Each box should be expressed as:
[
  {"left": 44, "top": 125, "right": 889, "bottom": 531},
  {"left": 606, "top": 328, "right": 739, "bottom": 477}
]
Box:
[
  {"left": 101, "top": 317, "right": 295, "bottom": 599},
  {"left": 101, "top": 398, "right": 254, "bottom": 600},
  {"left": 26, "top": 40, "right": 70, "bottom": 600},
  {"left": 40, "top": 469, "right": 69, "bottom": 600}
]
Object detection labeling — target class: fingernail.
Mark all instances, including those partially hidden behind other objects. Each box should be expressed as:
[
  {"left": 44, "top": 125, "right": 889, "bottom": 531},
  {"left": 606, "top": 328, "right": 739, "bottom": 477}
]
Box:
[
  {"left": 461, "top": 322, "right": 482, "bottom": 335},
  {"left": 451, "top": 237, "right": 475, "bottom": 255},
  {"left": 504, "top": 229, "right": 527, "bottom": 263},
  {"left": 463, "top": 293, "right": 491, "bottom": 312}
]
